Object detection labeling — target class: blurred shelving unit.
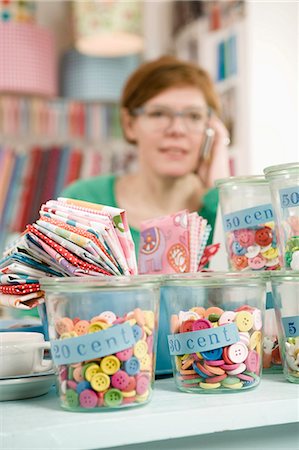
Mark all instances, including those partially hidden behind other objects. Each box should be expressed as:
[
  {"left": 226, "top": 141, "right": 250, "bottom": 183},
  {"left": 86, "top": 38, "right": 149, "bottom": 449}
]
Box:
[
  {"left": 0, "top": 96, "right": 136, "bottom": 254},
  {"left": 172, "top": 1, "right": 248, "bottom": 177}
]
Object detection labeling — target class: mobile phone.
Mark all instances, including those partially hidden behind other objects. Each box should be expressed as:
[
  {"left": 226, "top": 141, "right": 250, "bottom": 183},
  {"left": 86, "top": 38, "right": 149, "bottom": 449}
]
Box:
[{"left": 199, "top": 126, "right": 215, "bottom": 162}]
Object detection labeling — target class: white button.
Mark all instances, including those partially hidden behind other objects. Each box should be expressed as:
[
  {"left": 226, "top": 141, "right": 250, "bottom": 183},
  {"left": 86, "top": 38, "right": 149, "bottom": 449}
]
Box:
[{"left": 228, "top": 341, "right": 249, "bottom": 363}]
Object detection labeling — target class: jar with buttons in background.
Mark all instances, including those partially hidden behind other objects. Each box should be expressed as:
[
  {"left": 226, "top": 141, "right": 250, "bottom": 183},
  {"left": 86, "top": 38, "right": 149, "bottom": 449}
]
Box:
[
  {"left": 163, "top": 272, "right": 267, "bottom": 393},
  {"left": 264, "top": 162, "right": 299, "bottom": 271},
  {"left": 271, "top": 271, "right": 299, "bottom": 383},
  {"left": 40, "top": 275, "right": 160, "bottom": 411},
  {"left": 215, "top": 176, "right": 282, "bottom": 373}
]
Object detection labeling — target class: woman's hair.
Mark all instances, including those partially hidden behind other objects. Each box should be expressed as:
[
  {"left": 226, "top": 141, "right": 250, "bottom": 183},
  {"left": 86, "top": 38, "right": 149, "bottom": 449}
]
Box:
[{"left": 121, "top": 55, "right": 221, "bottom": 144}]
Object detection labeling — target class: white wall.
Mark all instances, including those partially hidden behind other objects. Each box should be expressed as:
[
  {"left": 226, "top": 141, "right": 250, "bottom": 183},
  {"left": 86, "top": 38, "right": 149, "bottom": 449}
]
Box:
[{"left": 246, "top": 1, "right": 299, "bottom": 173}]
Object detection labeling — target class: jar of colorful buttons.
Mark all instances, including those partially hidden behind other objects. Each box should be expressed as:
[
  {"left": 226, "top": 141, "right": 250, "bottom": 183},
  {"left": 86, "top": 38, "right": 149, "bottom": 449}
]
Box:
[
  {"left": 163, "top": 272, "right": 267, "bottom": 393},
  {"left": 215, "top": 175, "right": 282, "bottom": 373},
  {"left": 264, "top": 162, "right": 299, "bottom": 271},
  {"left": 271, "top": 271, "right": 299, "bottom": 384},
  {"left": 41, "top": 276, "right": 160, "bottom": 411}
]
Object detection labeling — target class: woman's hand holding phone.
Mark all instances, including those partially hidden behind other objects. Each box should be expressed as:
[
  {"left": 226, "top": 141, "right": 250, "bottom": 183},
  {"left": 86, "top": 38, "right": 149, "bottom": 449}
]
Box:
[{"left": 197, "top": 113, "right": 230, "bottom": 189}]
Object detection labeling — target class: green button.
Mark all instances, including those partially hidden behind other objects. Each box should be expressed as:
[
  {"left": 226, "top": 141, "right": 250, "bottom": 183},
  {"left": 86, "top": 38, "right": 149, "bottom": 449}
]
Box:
[
  {"left": 65, "top": 389, "right": 79, "bottom": 408},
  {"left": 208, "top": 313, "right": 221, "bottom": 322},
  {"left": 104, "top": 389, "right": 123, "bottom": 407}
]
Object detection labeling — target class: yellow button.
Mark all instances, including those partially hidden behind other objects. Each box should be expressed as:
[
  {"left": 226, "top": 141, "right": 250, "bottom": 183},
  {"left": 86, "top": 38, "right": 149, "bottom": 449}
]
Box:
[
  {"left": 90, "top": 373, "right": 110, "bottom": 392},
  {"left": 235, "top": 311, "right": 254, "bottom": 332},
  {"left": 100, "top": 356, "right": 120, "bottom": 375},
  {"left": 135, "top": 390, "right": 150, "bottom": 403},
  {"left": 122, "top": 390, "right": 136, "bottom": 398},
  {"left": 88, "top": 321, "right": 109, "bottom": 333},
  {"left": 84, "top": 363, "right": 101, "bottom": 381},
  {"left": 144, "top": 325, "right": 152, "bottom": 336},
  {"left": 250, "top": 330, "right": 262, "bottom": 350},
  {"left": 133, "top": 340, "right": 148, "bottom": 359},
  {"left": 261, "top": 247, "right": 278, "bottom": 259},
  {"left": 139, "top": 354, "right": 151, "bottom": 371},
  {"left": 60, "top": 331, "right": 78, "bottom": 339},
  {"left": 144, "top": 311, "right": 155, "bottom": 330},
  {"left": 127, "top": 318, "right": 137, "bottom": 326},
  {"left": 199, "top": 382, "right": 221, "bottom": 389},
  {"left": 175, "top": 356, "right": 182, "bottom": 371}
]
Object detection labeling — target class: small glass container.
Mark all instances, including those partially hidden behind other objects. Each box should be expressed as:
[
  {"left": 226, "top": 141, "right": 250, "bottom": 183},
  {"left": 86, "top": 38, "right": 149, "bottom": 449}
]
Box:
[
  {"left": 271, "top": 271, "right": 299, "bottom": 383},
  {"left": 215, "top": 176, "right": 280, "bottom": 272},
  {"left": 41, "top": 275, "right": 160, "bottom": 411},
  {"left": 264, "top": 162, "right": 299, "bottom": 270},
  {"left": 163, "top": 272, "right": 267, "bottom": 393},
  {"left": 215, "top": 176, "right": 282, "bottom": 373}
]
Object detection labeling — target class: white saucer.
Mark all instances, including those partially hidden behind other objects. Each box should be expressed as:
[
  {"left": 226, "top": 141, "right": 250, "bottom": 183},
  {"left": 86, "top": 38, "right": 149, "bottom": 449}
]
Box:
[{"left": 0, "top": 372, "right": 56, "bottom": 401}]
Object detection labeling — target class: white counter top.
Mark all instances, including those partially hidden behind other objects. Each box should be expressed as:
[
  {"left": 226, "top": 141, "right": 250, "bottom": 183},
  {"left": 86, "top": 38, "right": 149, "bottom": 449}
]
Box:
[{"left": 1, "top": 374, "right": 299, "bottom": 450}]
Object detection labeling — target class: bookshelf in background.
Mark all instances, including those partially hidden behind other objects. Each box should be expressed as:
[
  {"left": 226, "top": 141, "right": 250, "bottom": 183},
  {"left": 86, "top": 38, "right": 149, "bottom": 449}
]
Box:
[
  {"left": 172, "top": 0, "right": 247, "bottom": 177},
  {"left": 0, "top": 96, "right": 136, "bottom": 253}
]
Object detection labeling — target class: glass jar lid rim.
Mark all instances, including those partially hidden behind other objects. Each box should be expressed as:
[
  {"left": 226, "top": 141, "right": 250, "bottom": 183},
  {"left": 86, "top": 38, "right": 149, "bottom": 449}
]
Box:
[
  {"left": 215, "top": 175, "right": 266, "bottom": 187},
  {"left": 264, "top": 162, "right": 299, "bottom": 177},
  {"left": 269, "top": 270, "right": 299, "bottom": 281},
  {"left": 163, "top": 271, "right": 268, "bottom": 285},
  {"left": 40, "top": 274, "right": 163, "bottom": 289}
]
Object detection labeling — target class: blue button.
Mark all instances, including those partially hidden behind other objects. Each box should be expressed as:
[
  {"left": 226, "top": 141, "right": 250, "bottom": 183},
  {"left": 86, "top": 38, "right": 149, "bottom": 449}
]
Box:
[
  {"left": 201, "top": 348, "right": 223, "bottom": 360},
  {"left": 123, "top": 357, "right": 140, "bottom": 375},
  {"left": 192, "top": 362, "right": 207, "bottom": 379},
  {"left": 76, "top": 380, "right": 91, "bottom": 394},
  {"left": 232, "top": 241, "right": 246, "bottom": 256},
  {"left": 132, "top": 324, "right": 143, "bottom": 342}
]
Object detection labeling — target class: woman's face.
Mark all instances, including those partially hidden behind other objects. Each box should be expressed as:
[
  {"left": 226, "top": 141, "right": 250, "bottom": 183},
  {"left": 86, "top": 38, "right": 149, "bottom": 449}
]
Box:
[{"left": 124, "top": 86, "right": 209, "bottom": 177}]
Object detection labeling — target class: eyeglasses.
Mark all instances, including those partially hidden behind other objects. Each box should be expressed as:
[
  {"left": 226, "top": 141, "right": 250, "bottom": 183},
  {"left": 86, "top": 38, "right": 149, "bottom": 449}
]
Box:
[{"left": 132, "top": 105, "right": 209, "bottom": 133}]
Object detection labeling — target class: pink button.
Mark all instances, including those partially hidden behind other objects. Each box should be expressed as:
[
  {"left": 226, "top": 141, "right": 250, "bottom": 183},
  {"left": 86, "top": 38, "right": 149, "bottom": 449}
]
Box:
[
  {"left": 220, "top": 363, "right": 240, "bottom": 371},
  {"left": 136, "top": 374, "right": 150, "bottom": 395},
  {"left": 73, "top": 366, "right": 84, "bottom": 383},
  {"left": 59, "top": 366, "right": 68, "bottom": 381},
  {"left": 228, "top": 342, "right": 249, "bottom": 363},
  {"left": 115, "top": 348, "right": 133, "bottom": 361},
  {"left": 122, "top": 376, "right": 136, "bottom": 392},
  {"left": 79, "top": 389, "right": 98, "bottom": 408},
  {"left": 111, "top": 370, "right": 130, "bottom": 391},
  {"left": 218, "top": 311, "right": 236, "bottom": 326},
  {"left": 245, "top": 350, "right": 260, "bottom": 372},
  {"left": 67, "top": 380, "right": 77, "bottom": 390},
  {"left": 237, "top": 373, "right": 254, "bottom": 382},
  {"left": 235, "top": 229, "right": 255, "bottom": 248},
  {"left": 248, "top": 254, "right": 266, "bottom": 270},
  {"left": 226, "top": 362, "right": 246, "bottom": 375},
  {"left": 192, "top": 319, "right": 212, "bottom": 331},
  {"left": 146, "top": 335, "right": 153, "bottom": 354}
]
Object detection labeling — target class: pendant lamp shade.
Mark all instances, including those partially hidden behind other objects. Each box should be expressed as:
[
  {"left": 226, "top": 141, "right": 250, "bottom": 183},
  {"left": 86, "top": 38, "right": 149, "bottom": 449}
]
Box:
[
  {"left": 61, "top": 49, "right": 140, "bottom": 101},
  {"left": 0, "top": 22, "right": 57, "bottom": 96},
  {"left": 72, "top": 0, "right": 143, "bottom": 57}
]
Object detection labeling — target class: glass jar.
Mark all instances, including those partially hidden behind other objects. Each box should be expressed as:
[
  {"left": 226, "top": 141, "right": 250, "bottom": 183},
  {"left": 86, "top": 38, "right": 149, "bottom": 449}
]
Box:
[
  {"left": 163, "top": 272, "right": 267, "bottom": 393},
  {"left": 264, "top": 162, "right": 299, "bottom": 270},
  {"left": 215, "top": 176, "right": 280, "bottom": 272},
  {"left": 270, "top": 271, "right": 299, "bottom": 383},
  {"left": 215, "top": 176, "right": 282, "bottom": 372},
  {"left": 41, "top": 275, "right": 160, "bottom": 411}
]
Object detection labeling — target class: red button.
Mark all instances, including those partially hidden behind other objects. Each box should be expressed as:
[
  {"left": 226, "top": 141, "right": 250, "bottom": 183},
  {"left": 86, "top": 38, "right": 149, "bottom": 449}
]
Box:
[
  {"left": 179, "top": 319, "right": 195, "bottom": 333},
  {"left": 255, "top": 227, "right": 273, "bottom": 246}
]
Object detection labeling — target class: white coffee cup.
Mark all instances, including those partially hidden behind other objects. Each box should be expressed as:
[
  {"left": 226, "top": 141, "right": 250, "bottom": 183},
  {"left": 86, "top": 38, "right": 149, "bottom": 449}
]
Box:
[{"left": 0, "top": 332, "right": 53, "bottom": 377}]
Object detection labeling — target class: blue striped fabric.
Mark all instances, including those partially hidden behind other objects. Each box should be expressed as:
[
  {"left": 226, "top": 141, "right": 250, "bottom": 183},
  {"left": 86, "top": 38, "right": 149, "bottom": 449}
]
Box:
[{"left": 60, "top": 49, "right": 141, "bottom": 101}]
